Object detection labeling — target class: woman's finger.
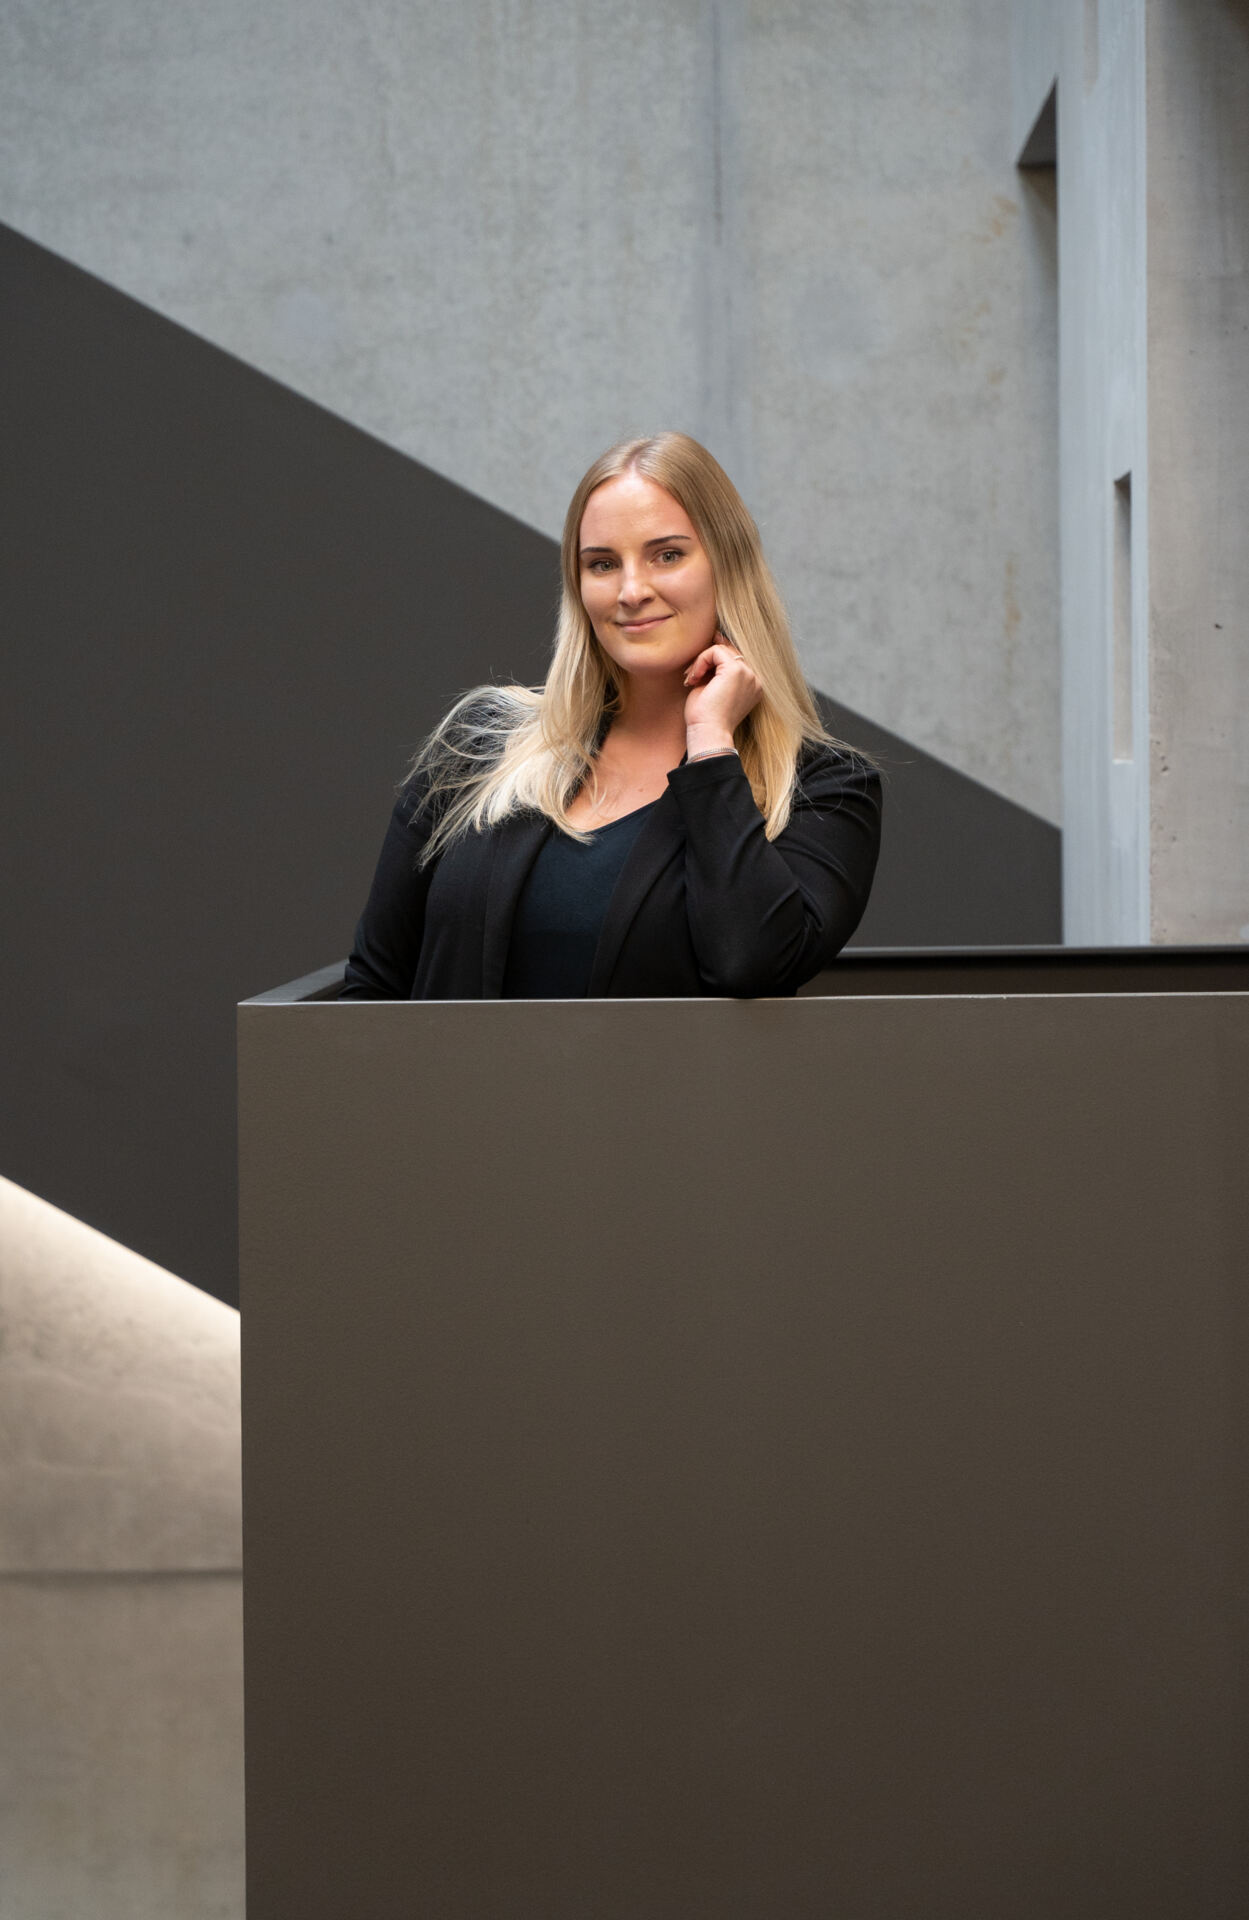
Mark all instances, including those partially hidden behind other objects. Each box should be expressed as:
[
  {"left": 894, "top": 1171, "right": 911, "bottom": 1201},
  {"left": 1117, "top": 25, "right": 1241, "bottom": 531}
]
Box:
[
  {"left": 685, "top": 641, "right": 744, "bottom": 682},
  {"left": 683, "top": 648, "right": 719, "bottom": 685}
]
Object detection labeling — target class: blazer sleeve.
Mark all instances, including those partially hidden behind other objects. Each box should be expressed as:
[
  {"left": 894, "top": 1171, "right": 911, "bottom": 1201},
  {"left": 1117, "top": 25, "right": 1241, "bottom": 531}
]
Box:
[
  {"left": 666, "top": 745, "right": 882, "bottom": 997},
  {"left": 340, "top": 775, "right": 439, "bottom": 1000}
]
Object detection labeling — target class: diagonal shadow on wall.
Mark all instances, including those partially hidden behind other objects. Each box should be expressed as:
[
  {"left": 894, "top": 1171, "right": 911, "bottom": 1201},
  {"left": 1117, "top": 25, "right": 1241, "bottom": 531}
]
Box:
[{"left": 1, "top": 223, "right": 1059, "bottom": 1306}]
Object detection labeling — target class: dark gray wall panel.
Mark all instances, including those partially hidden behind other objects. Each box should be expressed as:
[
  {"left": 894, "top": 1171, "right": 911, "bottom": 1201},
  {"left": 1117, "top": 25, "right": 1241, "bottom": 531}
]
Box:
[
  {"left": 2, "top": 223, "right": 556, "bottom": 1306},
  {"left": 819, "top": 695, "right": 1062, "bottom": 947},
  {"left": 3, "top": 221, "right": 1058, "bottom": 1304}
]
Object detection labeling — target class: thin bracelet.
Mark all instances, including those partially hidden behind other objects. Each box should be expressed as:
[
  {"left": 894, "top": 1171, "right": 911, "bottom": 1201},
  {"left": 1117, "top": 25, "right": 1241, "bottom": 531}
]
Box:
[{"left": 686, "top": 747, "right": 740, "bottom": 763}]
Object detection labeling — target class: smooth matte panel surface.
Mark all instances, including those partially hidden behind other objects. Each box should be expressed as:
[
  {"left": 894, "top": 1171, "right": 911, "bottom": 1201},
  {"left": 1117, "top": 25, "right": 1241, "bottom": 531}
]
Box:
[
  {"left": 240, "top": 996, "right": 1249, "bottom": 1917},
  {"left": 1, "top": 221, "right": 555, "bottom": 1306},
  {"left": 817, "top": 695, "right": 1062, "bottom": 948}
]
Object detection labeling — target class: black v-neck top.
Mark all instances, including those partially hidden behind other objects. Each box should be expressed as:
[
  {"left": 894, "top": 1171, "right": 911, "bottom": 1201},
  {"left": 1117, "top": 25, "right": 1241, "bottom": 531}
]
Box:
[{"left": 501, "top": 800, "right": 659, "bottom": 1000}]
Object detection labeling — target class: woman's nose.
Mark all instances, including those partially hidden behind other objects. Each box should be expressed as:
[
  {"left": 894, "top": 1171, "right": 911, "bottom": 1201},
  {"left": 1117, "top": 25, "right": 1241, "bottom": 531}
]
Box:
[{"left": 618, "top": 559, "right": 653, "bottom": 606}]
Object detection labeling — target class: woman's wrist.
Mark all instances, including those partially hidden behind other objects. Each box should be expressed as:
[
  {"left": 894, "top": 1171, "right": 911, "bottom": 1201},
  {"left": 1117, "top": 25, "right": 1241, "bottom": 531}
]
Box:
[{"left": 685, "top": 723, "right": 737, "bottom": 761}]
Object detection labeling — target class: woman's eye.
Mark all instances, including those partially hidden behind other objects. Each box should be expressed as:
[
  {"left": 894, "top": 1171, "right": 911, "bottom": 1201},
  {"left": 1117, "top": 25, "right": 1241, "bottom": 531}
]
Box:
[{"left": 584, "top": 551, "right": 682, "bottom": 571}]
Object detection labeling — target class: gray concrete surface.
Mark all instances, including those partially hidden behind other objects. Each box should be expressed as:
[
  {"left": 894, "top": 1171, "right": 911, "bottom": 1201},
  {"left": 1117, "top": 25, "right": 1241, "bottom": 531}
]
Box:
[
  {"left": 740, "top": 4, "right": 1059, "bottom": 821},
  {"left": 0, "top": 1179, "right": 241, "bottom": 1573},
  {"left": 1146, "top": 1, "right": 1249, "bottom": 943},
  {"left": 1012, "top": 0, "right": 1249, "bottom": 943},
  {"left": 0, "top": 0, "right": 1061, "bottom": 822},
  {"left": 1013, "top": 0, "right": 1149, "bottom": 942},
  {"left": 0, "top": 1176, "right": 243, "bottom": 1919},
  {"left": 0, "top": 1578, "right": 244, "bottom": 1920}
]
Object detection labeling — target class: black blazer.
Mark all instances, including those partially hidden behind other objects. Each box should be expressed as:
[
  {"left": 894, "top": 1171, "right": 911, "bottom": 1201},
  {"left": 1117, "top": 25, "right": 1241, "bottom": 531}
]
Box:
[{"left": 341, "top": 745, "right": 882, "bottom": 1001}]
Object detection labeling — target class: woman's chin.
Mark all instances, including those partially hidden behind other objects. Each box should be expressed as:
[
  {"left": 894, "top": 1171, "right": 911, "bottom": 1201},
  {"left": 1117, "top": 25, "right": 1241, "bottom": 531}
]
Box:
[
  {"left": 620, "top": 651, "right": 686, "bottom": 673},
  {"left": 614, "top": 638, "right": 712, "bottom": 679}
]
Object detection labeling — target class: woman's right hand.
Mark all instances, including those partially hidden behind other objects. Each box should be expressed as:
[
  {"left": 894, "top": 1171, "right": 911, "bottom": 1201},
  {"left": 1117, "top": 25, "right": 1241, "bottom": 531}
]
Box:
[{"left": 683, "top": 634, "right": 762, "bottom": 756}]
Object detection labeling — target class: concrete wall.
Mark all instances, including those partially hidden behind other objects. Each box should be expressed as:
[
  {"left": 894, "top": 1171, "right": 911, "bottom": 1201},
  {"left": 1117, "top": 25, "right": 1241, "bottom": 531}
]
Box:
[
  {"left": 740, "top": 3, "right": 1059, "bottom": 821},
  {"left": 0, "top": 1176, "right": 243, "bottom": 1920},
  {"left": 1146, "top": 1, "right": 1249, "bottom": 943},
  {"left": 0, "top": 0, "right": 1060, "bottom": 822},
  {"left": 1012, "top": 0, "right": 1249, "bottom": 944},
  {"left": 1013, "top": 0, "right": 1149, "bottom": 943}
]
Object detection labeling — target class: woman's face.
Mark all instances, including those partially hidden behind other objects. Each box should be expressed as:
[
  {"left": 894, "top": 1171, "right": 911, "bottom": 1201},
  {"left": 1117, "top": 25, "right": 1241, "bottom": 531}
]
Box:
[{"left": 578, "top": 473, "right": 719, "bottom": 681}]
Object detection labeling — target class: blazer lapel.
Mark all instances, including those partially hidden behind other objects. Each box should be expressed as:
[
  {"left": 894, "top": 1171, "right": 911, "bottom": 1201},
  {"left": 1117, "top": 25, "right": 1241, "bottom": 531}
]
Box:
[
  {"left": 480, "top": 813, "right": 552, "bottom": 998},
  {"left": 586, "top": 788, "right": 683, "bottom": 996}
]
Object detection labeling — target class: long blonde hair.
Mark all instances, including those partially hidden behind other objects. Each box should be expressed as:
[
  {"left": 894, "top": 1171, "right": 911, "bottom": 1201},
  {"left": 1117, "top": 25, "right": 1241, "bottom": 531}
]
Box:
[{"left": 409, "top": 431, "right": 842, "bottom": 863}]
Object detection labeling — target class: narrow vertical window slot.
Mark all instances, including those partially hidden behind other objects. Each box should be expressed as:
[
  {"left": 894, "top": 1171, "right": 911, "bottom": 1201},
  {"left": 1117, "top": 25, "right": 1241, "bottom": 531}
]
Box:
[{"left": 1113, "top": 472, "right": 1133, "bottom": 762}]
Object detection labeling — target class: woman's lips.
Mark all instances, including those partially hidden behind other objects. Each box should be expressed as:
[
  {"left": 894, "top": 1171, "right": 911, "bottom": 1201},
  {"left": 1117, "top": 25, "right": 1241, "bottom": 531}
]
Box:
[{"left": 617, "top": 615, "right": 671, "bottom": 632}]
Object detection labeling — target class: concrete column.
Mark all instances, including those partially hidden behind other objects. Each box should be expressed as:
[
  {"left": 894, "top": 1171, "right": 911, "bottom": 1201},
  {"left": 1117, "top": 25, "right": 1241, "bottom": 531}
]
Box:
[
  {"left": 1013, "top": 0, "right": 1249, "bottom": 943},
  {"left": 1146, "top": 0, "right": 1249, "bottom": 942},
  {"left": 1014, "top": 0, "right": 1148, "bottom": 942}
]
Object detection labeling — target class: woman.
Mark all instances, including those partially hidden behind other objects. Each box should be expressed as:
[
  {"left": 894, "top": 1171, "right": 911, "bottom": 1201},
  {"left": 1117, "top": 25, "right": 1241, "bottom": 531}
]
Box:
[{"left": 341, "top": 432, "right": 881, "bottom": 1001}]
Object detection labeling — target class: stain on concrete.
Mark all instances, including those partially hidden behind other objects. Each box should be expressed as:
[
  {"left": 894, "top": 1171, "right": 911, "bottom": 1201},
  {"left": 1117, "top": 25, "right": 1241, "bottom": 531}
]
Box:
[{"left": 1004, "top": 553, "right": 1021, "bottom": 643}]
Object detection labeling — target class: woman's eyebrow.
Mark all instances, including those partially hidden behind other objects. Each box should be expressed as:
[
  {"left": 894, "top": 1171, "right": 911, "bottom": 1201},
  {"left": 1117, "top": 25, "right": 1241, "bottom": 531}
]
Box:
[{"left": 578, "top": 534, "right": 692, "bottom": 556}]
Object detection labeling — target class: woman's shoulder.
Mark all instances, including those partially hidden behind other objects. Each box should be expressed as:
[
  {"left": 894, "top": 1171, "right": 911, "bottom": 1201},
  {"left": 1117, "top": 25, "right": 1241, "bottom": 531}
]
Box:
[
  {"left": 794, "top": 734, "right": 881, "bottom": 798},
  {"left": 781, "top": 737, "right": 882, "bottom": 850}
]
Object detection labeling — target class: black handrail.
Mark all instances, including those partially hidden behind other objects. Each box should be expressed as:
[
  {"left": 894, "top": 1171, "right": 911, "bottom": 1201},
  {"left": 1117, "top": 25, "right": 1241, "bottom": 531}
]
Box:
[{"left": 245, "top": 945, "right": 1249, "bottom": 1005}]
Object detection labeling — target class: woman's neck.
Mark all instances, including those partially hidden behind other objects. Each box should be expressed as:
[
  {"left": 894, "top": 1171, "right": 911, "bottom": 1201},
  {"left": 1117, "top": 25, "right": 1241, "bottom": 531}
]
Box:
[{"left": 607, "top": 671, "right": 689, "bottom": 765}]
